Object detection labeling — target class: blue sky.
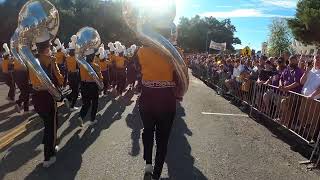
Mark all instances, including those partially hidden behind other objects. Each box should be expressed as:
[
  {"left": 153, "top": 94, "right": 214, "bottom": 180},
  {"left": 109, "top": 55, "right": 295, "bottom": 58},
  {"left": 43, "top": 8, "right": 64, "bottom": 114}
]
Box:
[{"left": 175, "top": 0, "right": 297, "bottom": 51}]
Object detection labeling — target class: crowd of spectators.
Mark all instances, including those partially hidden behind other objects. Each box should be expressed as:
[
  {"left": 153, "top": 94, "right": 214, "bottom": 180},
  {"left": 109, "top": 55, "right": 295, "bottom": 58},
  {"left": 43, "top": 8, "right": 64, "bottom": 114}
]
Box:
[{"left": 187, "top": 52, "right": 320, "bottom": 142}]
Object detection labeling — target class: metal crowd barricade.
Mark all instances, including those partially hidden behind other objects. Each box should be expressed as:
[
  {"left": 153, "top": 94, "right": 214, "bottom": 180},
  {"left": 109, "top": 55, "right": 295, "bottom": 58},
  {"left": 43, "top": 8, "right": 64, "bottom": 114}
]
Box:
[
  {"left": 248, "top": 83, "right": 320, "bottom": 169},
  {"left": 190, "top": 63, "right": 320, "bottom": 168}
]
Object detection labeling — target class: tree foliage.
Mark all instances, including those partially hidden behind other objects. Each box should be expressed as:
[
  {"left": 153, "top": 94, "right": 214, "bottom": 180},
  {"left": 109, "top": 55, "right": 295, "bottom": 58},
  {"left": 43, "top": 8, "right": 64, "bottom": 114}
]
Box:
[
  {"left": 0, "top": 0, "right": 241, "bottom": 52},
  {"left": 177, "top": 15, "right": 241, "bottom": 53},
  {"left": 0, "top": 0, "right": 137, "bottom": 46},
  {"left": 288, "top": 0, "right": 320, "bottom": 46},
  {"left": 268, "top": 18, "right": 292, "bottom": 57}
]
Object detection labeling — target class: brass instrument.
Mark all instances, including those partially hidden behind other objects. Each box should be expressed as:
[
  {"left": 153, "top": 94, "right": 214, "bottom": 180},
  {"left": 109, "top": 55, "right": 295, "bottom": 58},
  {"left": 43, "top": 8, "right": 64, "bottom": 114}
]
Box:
[
  {"left": 17, "top": 0, "right": 61, "bottom": 100},
  {"left": 122, "top": 0, "right": 189, "bottom": 97},
  {"left": 75, "top": 27, "right": 104, "bottom": 90},
  {"left": 10, "top": 29, "right": 27, "bottom": 70}
]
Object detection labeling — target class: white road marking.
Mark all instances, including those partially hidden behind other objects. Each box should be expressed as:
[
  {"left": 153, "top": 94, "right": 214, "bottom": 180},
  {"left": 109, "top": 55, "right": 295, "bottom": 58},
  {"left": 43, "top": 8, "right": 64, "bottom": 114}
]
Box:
[{"left": 201, "top": 112, "right": 248, "bottom": 117}]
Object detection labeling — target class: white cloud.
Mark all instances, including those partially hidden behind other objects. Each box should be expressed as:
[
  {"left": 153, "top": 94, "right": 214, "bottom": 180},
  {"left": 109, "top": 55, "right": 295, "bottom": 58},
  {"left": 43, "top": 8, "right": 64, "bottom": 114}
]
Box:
[
  {"left": 200, "top": 9, "right": 294, "bottom": 18},
  {"left": 260, "top": 0, "right": 297, "bottom": 8}
]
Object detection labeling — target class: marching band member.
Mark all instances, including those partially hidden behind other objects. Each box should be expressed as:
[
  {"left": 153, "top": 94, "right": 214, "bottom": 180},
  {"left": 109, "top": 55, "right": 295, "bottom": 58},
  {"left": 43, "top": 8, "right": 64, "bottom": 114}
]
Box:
[
  {"left": 108, "top": 42, "right": 117, "bottom": 89},
  {"left": 78, "top": 48, "right": 103, "bottom": 127},
  {"left": 126, "top": 47, "right": 138, "bottom": 90},
  {"left": 30, "top": 31, "right": 64, "bottom": 167},
  {"left": 112, "top": 43, "right": 127, "bottom": 96},
  {"left": 65, "top": 35, "right": 80, "bottom": 110},
  {"left": 14, "top": 52, "right": 30, "bottom": 114},
  {"left": 136, "top": 30, "right": 179, "bottom": 180},
  {"left": 54, "top": 38, "right": 67, "bottom": 86},
  {"left": 97, "top": 46, "right": 110, "bottom": 95},
  {"left": 2, "top": 43, "right": 15, "bottom": 102}
]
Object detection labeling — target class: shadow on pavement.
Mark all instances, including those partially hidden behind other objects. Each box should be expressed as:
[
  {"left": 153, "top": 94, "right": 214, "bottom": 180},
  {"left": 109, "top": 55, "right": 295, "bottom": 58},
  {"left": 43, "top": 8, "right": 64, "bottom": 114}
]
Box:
[
  {"left": 126, "top": 102, "right": 143, "bottom": 156},
  {"left": 165, "top": 102, "right": 208, "bottom": 180},
  {"left": 23, "top": 89, "right": 135, "bottom": 180},
  {"left": 250, "top": 111, "right": 313, "bottom": 160},
  {"left": 0, "top": 120, "right": 43, "bottom": 180},
  {"left": 0, "top": 112, "right": 35, "bottom": 134}
]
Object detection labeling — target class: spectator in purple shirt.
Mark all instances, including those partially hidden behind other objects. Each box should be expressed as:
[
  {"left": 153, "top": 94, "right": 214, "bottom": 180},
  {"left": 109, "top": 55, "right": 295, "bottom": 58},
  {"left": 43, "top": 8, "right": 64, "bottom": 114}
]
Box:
[
  {"left": 279, "top": 55, "right": 303, "bottom": 93},
  {"left": 279, "top": 55, "right": 304, "bottom": 128}
]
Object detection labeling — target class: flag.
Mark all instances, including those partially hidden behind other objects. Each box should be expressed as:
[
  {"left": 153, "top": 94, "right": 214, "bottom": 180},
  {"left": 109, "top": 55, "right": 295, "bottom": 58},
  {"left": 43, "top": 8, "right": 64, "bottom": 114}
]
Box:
[{"left": 209, "top": 41, "right": 226, "bottom": 51}]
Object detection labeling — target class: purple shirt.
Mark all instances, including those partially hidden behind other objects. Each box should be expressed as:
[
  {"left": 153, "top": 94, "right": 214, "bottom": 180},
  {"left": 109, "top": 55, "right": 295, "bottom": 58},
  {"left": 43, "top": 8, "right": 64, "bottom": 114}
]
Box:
[{"left": 280, "top": 67, "right": 303, "bottom": 93}]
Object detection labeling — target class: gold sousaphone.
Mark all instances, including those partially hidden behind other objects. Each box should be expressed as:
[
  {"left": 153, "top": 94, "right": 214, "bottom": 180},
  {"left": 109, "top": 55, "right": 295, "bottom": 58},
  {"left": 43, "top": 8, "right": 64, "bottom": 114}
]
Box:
[{"left": 122, "top": 0, "right": 189, "bottom": 97}]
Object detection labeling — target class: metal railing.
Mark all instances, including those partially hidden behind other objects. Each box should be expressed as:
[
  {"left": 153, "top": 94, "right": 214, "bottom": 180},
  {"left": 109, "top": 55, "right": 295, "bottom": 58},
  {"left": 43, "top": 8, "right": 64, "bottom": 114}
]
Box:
[{"left": 191, "top": 64, "right": 320, "bottom": 169}]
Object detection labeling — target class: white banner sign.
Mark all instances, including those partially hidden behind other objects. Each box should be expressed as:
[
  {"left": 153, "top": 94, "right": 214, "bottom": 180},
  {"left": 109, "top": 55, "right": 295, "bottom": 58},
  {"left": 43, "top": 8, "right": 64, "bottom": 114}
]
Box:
[{"left": 209, "top": 41, "right": 226, "bottom": 51}]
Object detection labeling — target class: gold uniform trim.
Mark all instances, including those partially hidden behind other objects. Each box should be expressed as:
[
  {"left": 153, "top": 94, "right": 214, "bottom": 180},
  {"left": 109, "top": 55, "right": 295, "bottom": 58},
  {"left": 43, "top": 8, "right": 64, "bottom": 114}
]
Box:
[{"left": 142, "top": 80, "right": 176, "bottom": 88}]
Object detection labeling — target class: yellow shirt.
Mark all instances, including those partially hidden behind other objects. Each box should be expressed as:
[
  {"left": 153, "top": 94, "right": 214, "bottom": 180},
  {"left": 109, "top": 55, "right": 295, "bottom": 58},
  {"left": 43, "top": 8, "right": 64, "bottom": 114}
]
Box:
[
  {"left": 112, "top": 56, "right": 126, "bottom": 69},
  {"left": 98, "top": 59, "right": 109, "bottom": 72},
  {"left": 30, "top": 54, "right": 64, "bottom": 88},
  {"left": 2, "top": 57, "right": 9, "bottom": 74},
  {"left": 55, "top": 51, "right": 65, "bottom": 65},
  {"left": 80, "top": 62, "right": 103, "bottom": 82},
  {"left": 137, "top": 47, "right": 174, "bottom": 82},
  {"left": 66, "top": 55, "right": 78, "bottom": 73}
]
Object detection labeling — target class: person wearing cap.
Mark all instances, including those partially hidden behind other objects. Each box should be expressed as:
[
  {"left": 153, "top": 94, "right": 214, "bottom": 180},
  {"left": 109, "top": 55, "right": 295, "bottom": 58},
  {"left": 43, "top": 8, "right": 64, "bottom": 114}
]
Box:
[
  {"left": 108, "top": 42, "right": 117, "bottom": 89},
  {"left": 13, "top": 53, "right": 30, "bottom": 114},
  {"left": 54, "top": 38, "right": 67, "bottom": 86},
  {"left": 135, "top": 28, "right": 179, "bottom": 179},
  {"left": 2, "top": 43, "right": 15, "bottom": 102},
  {"left": 30, "top": 31, "right": 64, "bottom": 167},
  {"left": 112, "top": 43, "right": 127, "bottom": 96},
  {"left": 78, "top": 48, "right": 103, "bottom": 127},
  {"left": 96, "top": 47, "right": 110, "bottom": 95},
  {"left": 65, "top": 35, "right": 80, "bottom": 110}
]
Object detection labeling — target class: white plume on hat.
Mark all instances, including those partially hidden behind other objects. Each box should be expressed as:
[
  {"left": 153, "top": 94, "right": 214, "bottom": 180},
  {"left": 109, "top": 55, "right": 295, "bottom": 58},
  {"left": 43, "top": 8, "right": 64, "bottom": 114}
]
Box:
[
  {"left": 116, "top": 44, "right": 125, "bottom": 54},
  {"left": 108, "top": 42, "right": 116, "bottom": 52},
  {"left": 54, "top": 38, "right": 62, "bottom": 50},
  {"left": 3, "top": 43, "right": 10, "bottom": 56},
  {"left": 32, "top": 44, "right": 37, "bottom": 51},
  {"left": 130, "top": 44, "right": 137, "bottom": 52},
  {"left": 52, "top": 46, "right": 57, "bottom": 54},
  {"left": 98, "top": 46, "right": 105, "bottom": 59},
  {"left": 69, "top": 35, "right": 77, "bottom": 50},
  {"left": 114, "top": 41, "right": 122, "bottom": 50}
]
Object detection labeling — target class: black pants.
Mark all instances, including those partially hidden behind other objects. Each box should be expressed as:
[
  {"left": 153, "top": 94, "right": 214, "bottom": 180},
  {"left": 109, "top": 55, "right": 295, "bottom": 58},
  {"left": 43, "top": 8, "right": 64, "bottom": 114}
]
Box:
[
  {"left": 58, "top": 64, "right": 67, "bottom": 86},
  {"left": 140, "top": 111, "right": 175, "bottom": 179},
  {"left": 116, "top": 69, "right": 126, "bottom": 94},
  {"left": 14, "top": 71, "right": 30, "bottom": 111},
  {"left": 67, "top": 72, "right": 80, "bottom": 108},
  {"left": 5, "top": 73, "right": 15, "bottom": 100},
  {"left": 80, "top": 82, "right": 99, "bottom": 121},
  {"left": 102, "top": 70, "right": 110, "bottom": 93},
  {"left": 32, "top": 91, "right": 57, "bottom": 161},
  {"left": 139, "top": 86, "right": 176, "bottom": 179}
]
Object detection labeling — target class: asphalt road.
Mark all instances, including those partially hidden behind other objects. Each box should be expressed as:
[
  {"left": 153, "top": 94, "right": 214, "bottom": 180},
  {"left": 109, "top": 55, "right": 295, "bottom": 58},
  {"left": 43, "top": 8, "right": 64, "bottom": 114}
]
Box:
[{"left": 0, "top": 73, "right": 319, "bottom": 180}]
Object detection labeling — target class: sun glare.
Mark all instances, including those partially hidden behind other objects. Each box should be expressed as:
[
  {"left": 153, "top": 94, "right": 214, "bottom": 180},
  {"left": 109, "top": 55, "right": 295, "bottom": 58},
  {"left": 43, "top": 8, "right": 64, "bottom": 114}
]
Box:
[{"left": 134, "top": 0, "right": 176, "bottom": 14}]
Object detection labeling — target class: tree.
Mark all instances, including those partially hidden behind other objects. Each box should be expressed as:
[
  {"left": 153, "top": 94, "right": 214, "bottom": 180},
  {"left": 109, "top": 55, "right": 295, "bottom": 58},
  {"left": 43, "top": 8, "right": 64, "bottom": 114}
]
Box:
[
  {"left": 268, "top": 18, "right": 292, "bottom": 57},
  {"left": 288, "top": 0, "right": 320, "bottom": 46},
  {"left": 177, "top": 15, "right": 241, "bottom": 53},
  {"left": 0, "top": 0, "right": 137, "bottom": 47}
]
